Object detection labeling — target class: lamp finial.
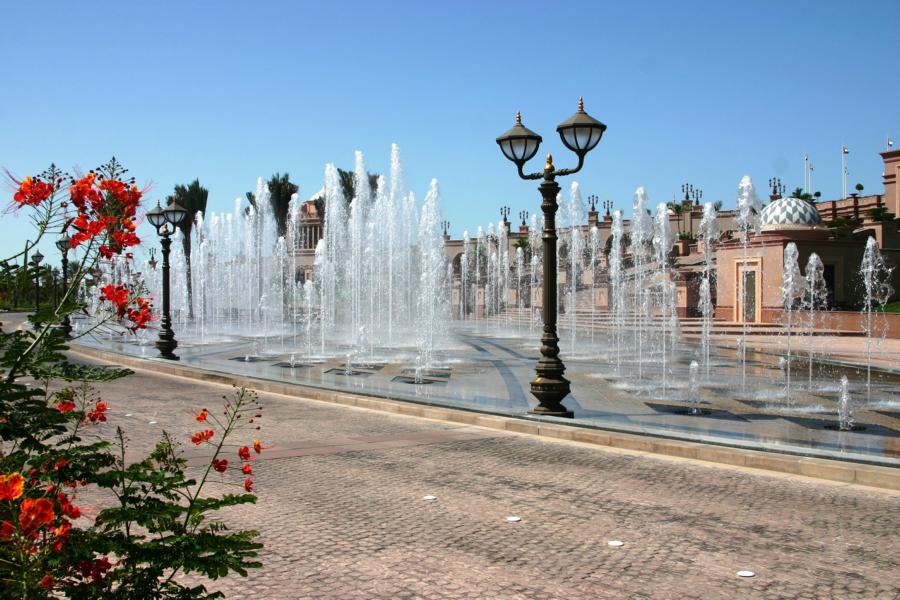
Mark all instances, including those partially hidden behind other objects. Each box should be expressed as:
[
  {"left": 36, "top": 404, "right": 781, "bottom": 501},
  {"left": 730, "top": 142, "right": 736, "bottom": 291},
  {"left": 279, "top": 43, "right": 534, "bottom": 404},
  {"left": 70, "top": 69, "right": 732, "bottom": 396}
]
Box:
[
  {"left": 545, "top": 153, "right": 554, "bottom": 171},
  {"left": 515, "top": 111, "right": 522, "bottom": 125},
  {"left": 578, "top": 96, "right": 584, "bottom": 112}
]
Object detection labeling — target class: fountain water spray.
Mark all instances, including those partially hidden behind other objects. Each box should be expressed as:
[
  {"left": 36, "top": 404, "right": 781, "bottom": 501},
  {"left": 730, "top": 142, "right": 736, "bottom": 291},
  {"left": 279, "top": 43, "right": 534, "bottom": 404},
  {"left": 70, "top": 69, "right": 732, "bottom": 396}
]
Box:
[
  {"left": 860, "top": 237, "right": 895, "bottom": 403},
  {"left": 802, "top": 253, "right": 827, "bottom": 387},
  {"left": 653, "top": 202, "right": 675, "bottom": 393},
  {"left": 589, "top": 225, "right": 601, "bottom": 348},
  {"left": 609, "top": 210, "right": 625, "bottom": 372},
  {"left": 631, "top": 187, "right": 653, "bottom": 380},
  {"left": 838, "top": 375, "right": 855, "bottom": 431},
  {"left": 697, "top": 202, "right": 719, "bottom": 376},
  {"left": 781, "top": 242, "right": 803, "bottom": 403},
  {"left": 734, "top": 176, "right": 762, "bottom": 389},
  {"left": 688, "top": 360, "right": 701, "bottom": 415}
]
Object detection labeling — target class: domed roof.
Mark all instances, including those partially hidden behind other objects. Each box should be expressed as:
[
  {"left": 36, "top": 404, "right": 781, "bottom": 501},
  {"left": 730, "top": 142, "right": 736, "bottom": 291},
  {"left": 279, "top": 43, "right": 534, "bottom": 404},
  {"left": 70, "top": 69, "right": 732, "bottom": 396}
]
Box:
[{"left": 759, "top": 197, "right": 823, "bottom": 231}]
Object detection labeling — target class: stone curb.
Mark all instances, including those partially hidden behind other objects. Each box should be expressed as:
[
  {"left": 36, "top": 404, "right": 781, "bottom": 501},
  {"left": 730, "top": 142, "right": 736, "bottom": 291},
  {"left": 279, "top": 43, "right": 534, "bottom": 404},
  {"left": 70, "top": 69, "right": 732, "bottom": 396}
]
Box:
[{"left": 70, "top": 344, "right": 900, "bottom": 492}]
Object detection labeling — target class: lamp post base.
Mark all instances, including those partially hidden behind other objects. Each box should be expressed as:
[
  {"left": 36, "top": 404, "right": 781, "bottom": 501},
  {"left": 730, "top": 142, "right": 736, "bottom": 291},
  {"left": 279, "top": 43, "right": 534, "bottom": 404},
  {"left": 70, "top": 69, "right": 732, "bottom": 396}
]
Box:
[
  {"left": 529, "top": 375, "right": 574, "bottom": 418},
  {"left": 155, "top": 333, "right": 179, "bottom": 361}
]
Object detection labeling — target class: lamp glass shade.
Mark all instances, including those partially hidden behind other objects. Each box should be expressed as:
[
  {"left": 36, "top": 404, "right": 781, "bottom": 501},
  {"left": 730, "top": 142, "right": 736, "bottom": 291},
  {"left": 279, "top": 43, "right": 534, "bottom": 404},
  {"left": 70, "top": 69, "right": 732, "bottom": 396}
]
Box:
[
  {"left": 32, "top": 251, "right": 44, "bottom": 265},
  {"left": 163, "top": 201, "right": 188, "bottom": 226},
  {"left": 556, "top": 99, "right": 606, "bottom": 155},
  {"left": 55, "top": 236, "right": 71, "bottom": 252},
  {"left": 496, "top": 113, "right": 542, "bottom": 166},
  {"left": 147, "top": 203, "right": 167, "bottom": 228}
]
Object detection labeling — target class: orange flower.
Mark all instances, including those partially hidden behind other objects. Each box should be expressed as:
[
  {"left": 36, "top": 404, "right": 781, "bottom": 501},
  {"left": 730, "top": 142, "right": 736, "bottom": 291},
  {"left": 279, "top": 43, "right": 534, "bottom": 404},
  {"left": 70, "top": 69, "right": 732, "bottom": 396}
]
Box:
[
  {"left": 39, "top": 574, "right": 55, "bottom": 590},
  {"left": 195, "top": 409, "right": 208, "bottom": 422},
  {"left": 0, "top": 473, "right": 25, "bottom": 501},
  {"left": 19, "top": 498, "right": 55, "bottom": 538},
  {"left": 212, "top": 459, "right": 228, "bottom": 473},
  {"left": 237, "top": 446, "right": 251, "bottom": 461},
  {"left": 243, "top": 478, "right": 253, "bottom": 492},
  {"left": 241, "top": 464, "right": 253, "bottom": 475},
  {"left": 253, "top": 439, "right": 263, "bottom": 454}
]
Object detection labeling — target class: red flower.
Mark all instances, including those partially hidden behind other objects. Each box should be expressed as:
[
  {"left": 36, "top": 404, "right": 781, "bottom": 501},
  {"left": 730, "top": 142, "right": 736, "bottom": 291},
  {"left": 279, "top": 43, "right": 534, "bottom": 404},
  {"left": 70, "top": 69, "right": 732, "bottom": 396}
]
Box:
[
  {"left": 237, "top": 446, "right": 251, "bottom": 461},
  {"left": 253, "top": 438, "right": 264, "bottom": 454},
  {"left": 56, "top": 400, "right": 76, "bottom": 413},
  {"left": 0, "top": 473, "right": 24, "bottom": 501},
  {"left": 51, "top": 520, "right": 72, "bottom": 552},
  {"left": 78, "top": 556, "right": 113, "bottom": 584},
  {"left": 241, "top": 464, "right": 253, "bottom": 475},
  {"left": 13, "top": 176, "right": 54, "bottom": 206},
  {"left": 212, "top": 459, "right": 228, "bottom": 473},
  {"left": 195, "top": 409, "right": 208, "bottom": 422},
  {"left": 100, "top": 284, "right": 129, "bottom": 316},
  {"left": 125, "top": 297, "right": 154, "bottom": 331},
  {"left": 19, "top": 498, "right": 55, "bottom": 538},
  {"left": 243, "top": 478, "right": 254, "bottom": 492},
  {"left": 0, "top": 520, "right": 14, "bottom": 540},
  {"left": 39, "top": 574, "right": 55, "bottom": 590},
  {"left": 57, "top": 493, "right": 81, "bottom": 519},
  {"left": 191, "top": 429, "right": 214, "bottom": 445},
  {"left": 86, "top": 401, "right": 108, "bottom": 423}
]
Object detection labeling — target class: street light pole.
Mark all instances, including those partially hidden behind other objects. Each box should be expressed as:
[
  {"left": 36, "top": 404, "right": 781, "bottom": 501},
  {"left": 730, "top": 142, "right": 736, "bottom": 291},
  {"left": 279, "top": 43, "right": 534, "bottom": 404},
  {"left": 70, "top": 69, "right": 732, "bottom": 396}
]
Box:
[
  {"left": 147, "top": 201, "right": 188, "bottom": 360},
  {"left": 56, "top": 235, "right": 72, "bottom": 337},
  {"left": 496, "top": 97, "right": 606, "bottom": 418}
]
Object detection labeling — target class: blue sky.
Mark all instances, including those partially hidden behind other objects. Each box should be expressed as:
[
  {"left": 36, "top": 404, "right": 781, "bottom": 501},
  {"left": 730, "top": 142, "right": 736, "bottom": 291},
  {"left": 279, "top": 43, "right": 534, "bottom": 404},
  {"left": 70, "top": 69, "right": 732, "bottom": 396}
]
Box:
[{"left": 1, "top": 0, "right": 897, "bottom": 259}]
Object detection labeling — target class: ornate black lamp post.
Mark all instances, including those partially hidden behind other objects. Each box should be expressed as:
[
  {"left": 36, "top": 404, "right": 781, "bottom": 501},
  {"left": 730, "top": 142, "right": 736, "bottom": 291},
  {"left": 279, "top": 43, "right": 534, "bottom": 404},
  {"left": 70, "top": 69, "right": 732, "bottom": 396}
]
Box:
[
  {"left": 496, "top": 97, "right": 606, "bottom": 418},
  {"left": 146, "top": 200, "right": 188, "bottom": 360},
  {"left": 31, "top": 250, "right": 44, "bottom": 324},
  {"left": 55, "top": 235, "right": 73, "bottom": 337}
]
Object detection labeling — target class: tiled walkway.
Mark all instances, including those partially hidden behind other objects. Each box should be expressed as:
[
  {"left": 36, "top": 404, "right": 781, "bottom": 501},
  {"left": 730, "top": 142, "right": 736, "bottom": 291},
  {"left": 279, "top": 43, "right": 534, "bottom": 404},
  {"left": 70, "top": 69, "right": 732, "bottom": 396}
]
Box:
[{"left": 72, "top": 355, "right": 899, "bottom": 599}]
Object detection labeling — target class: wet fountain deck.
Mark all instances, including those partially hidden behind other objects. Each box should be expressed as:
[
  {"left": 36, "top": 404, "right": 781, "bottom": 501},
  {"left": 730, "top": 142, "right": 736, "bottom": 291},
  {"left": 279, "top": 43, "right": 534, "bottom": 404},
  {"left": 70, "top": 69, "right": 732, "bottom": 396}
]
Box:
[{"left": 78, "top": 321, "right": 900, "bottom": 468}]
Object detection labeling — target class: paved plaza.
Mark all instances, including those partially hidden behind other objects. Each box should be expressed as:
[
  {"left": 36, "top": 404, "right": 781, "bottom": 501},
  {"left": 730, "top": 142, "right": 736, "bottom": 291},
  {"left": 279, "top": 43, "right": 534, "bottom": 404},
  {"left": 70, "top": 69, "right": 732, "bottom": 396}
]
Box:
[{"left": 68, "top": 352, "right": 899, "bottom": 600}]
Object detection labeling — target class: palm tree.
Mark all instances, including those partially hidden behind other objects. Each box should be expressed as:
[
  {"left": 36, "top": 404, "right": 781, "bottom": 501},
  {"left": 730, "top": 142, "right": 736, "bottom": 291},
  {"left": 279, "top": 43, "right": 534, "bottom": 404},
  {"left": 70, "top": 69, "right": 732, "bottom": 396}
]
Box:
[
  {"left": 337, "top": 168, "right": 379, "bottom": 205},
  {"left": 666, "top": 201, "right": 686, "bottom": 235},
  {"left": 868, "top": 206, "right": 896, "bottom": 222},
  {"left": 266, "top": 173, "right": 299, "bottom": 238},
  {"left": 167, "top": 179, "right": 209, "bottom": 319}
]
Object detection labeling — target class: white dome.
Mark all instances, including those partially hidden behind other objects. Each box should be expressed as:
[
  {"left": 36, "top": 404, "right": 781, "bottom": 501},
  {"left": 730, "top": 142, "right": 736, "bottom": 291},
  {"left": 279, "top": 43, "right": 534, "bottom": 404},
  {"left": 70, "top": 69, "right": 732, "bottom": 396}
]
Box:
[{"left": 759, "top": 197, "right": 823, "bottom": 231}]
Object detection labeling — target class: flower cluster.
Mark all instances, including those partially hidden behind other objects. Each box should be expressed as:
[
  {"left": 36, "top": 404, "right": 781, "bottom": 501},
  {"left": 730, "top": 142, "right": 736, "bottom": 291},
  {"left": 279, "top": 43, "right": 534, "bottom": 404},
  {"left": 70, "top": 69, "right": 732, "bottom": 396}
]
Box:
[
  {"left": 0, "top": 472, "right": 86, "bottom": 582},
  {"left": 7, "top": 159, "right": 155, "bottom": 335},
  {"left": 100, "top": 283, "right": 153, "bottom": 332},
  {"left": 68, "top": 171, "right": 143, "bottom": 259},
  {"left": 86, "top": 401, "right": 109, "bottom": 423},
  {"left": 13, "top": 175, "right": 55, "bottom": 206}
]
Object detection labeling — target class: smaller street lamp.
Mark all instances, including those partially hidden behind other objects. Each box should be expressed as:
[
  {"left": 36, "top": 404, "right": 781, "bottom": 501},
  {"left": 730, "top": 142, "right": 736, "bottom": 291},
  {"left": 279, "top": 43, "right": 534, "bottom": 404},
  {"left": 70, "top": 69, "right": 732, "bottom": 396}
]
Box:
[
  {"left": 31, "top": 250, "right": 44, "bottom": 324},
  {"left": 147, "top": 200, "right": 188, "bottom": 360},
  {"left": 55, "top": 235, "right": 73, "bottom": 337}
]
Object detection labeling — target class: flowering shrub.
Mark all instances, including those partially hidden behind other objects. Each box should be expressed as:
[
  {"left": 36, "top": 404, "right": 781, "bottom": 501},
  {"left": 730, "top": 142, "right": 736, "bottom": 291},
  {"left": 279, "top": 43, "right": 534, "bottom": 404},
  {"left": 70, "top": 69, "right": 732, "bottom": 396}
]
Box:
[
  {"left": 7, "top": 158, "right": 152, "bottom": 333},
  {"left": 1, "top": 159, "right": 264, "bottom": 598}
]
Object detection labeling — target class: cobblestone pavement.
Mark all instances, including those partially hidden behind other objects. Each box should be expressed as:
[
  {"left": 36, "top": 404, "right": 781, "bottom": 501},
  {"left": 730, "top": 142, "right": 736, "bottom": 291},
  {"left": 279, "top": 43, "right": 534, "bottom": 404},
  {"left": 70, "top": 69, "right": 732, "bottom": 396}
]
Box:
[{"left": 63, "top": 353, "right": 900, "bottom": 599}]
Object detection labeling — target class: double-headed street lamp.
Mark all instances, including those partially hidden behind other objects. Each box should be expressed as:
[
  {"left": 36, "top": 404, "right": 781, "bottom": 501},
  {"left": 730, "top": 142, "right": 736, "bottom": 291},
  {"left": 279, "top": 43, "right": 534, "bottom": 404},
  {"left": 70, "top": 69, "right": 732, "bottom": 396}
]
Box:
[
  {"left": 146, "top": 200, "right": 188, "bottom": 360},
  {"left": 496, "top": 97, "right": 606, "bottom": 418},
  {"left": 55, "top": 235, "right": 73, "bottom": 337}
]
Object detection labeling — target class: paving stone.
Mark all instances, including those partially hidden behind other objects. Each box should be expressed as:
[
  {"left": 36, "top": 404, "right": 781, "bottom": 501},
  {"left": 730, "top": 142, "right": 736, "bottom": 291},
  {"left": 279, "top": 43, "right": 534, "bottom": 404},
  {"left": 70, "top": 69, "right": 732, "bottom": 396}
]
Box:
[{"left": 70, "top": 354, "right": 899, "bottom": 599}]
